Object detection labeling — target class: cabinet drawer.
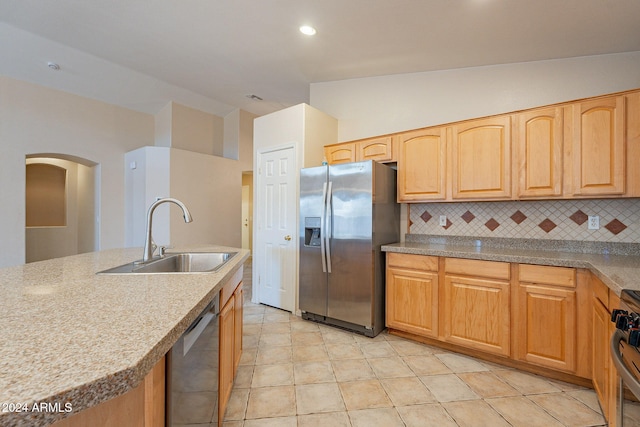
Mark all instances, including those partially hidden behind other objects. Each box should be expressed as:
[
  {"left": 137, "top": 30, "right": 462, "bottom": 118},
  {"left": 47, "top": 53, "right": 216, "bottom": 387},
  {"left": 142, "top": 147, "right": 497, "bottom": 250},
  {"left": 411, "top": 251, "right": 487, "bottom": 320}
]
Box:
[
  {"left": 519, "top": 264, "right": 575, "bottom": 288},
  {"left": 445, "top": 258, "right": 509, "bottom": 280},
  {"left": 387, "top": 253, "right": 438, "bottom": 271},
  {"left": 220, "top": 267, "right": 243, "bottom": 307}
]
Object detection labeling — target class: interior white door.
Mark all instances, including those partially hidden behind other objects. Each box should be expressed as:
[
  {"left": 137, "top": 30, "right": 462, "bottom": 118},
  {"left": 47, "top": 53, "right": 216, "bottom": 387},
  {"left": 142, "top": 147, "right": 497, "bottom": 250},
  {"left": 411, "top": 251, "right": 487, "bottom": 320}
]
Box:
[
  {"left": 256, "top": 146, "right": 296, "bottom": 312},
  {"left": 241, "top": 185, "right": 250, "bottom": 250}
]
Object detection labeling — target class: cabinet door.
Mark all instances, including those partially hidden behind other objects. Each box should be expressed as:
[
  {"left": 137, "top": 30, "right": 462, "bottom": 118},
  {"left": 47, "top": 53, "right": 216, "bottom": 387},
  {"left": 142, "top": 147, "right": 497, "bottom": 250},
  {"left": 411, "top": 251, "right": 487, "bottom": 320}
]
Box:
[
  {"left": 452, "top": 116, "right": 511, "bottom": 199},
  {"left": 397, "top": 127, "right": 447, "bottom": 201},
  {"left": 357, "top": 136, "right": 395, "bottom": 162},
  {"left": 442, "top": 274, "right": 510, "bottom": 356},
  {"left": 572, "top": 95, "right": 625, "bottom": 195},
  {"left": 516, "top": 107, "right": 564, "bottom": 198},
  {"left": 515, "top": 283, "right": 576, "bottom": 372},
  {"left": 324, "top": 143, "right": 356, "bottom": 164},
  {"left": 233, "top": 282, "right": 243, "bottom": 372},
  {"left": 592, "top": 296, "right": 611, "bottom": 421},
  {"left": 386, "top": 267, "right": 438, "bottom": 338},
  {"left": 219, "top": 295, "right": 235, "bottom": 424}
]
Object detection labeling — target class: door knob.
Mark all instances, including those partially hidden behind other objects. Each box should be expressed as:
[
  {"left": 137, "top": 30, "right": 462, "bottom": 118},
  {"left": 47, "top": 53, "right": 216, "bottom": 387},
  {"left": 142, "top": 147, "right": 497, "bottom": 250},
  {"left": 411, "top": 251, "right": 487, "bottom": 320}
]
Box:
[{"left": 284, "top": 235, "right": 292, "bottom": 241}]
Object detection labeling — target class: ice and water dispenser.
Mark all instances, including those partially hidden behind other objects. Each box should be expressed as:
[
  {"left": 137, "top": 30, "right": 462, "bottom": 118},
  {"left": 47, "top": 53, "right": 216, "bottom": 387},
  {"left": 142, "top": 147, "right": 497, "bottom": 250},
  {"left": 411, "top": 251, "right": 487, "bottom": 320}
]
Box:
[{"left": 304, "top": 217, "right": 322, "bottom": 247}]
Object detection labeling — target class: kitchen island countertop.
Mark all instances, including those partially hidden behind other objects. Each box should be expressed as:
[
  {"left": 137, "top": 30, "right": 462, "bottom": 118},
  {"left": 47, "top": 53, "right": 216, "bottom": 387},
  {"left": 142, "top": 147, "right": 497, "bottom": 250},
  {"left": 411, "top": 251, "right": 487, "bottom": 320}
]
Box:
[
  {"left": 383, "top": 236, "right": 640, "bottom": 296},
  {"left": 0, "top": 246, "right": 249, "bottom": 427}
]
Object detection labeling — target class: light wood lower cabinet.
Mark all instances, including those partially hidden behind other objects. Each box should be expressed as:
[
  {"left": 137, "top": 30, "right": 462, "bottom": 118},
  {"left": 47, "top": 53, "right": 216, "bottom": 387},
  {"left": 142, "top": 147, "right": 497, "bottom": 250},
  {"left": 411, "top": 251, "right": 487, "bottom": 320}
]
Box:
[
  {"left": 442, "top": 258, "right": 511, "bottom": 356},
  {"left": 514, "top": 265, "right": 577, "bottom": 372},
  {"left": 386, "top": 254, "right": 594, "bottom": 375},
  {"left": 386, "top": 253, "right": 439, "bottom": 338},
  {"left": 219, "top": 270, "right": 244, "bottom": 425}
]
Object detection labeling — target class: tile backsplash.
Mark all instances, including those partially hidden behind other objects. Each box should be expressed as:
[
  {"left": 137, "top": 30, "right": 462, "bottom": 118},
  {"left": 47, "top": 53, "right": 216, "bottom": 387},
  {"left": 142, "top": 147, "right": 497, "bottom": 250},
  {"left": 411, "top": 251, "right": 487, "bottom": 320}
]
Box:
[{"left": 408, "top": 198, "right": 640, "bottom": 243}]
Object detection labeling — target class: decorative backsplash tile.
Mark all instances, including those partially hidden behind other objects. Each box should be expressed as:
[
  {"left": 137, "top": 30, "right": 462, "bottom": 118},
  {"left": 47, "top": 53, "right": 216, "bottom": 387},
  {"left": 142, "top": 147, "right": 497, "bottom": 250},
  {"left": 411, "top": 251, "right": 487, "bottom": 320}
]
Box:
[{"left": 408, "top": 199, "right": 640, "bottom": 243}]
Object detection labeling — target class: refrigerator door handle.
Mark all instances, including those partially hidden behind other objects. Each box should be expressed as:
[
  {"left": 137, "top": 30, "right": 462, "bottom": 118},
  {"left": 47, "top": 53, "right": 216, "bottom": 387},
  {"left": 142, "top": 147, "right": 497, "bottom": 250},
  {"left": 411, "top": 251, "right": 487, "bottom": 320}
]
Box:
[
  {"left": 325, "top": 181, "right": 333, "bottom": 274},
  {"left": 320, "top": 181, "right": 328, "bottom": 273}
]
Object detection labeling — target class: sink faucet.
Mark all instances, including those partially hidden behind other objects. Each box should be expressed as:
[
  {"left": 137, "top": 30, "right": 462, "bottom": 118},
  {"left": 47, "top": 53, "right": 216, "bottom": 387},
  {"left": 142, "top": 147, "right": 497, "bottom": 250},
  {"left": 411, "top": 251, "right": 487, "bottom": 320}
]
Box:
[{"left": 143, "top": 198, "right": 193, "bottom": 263}]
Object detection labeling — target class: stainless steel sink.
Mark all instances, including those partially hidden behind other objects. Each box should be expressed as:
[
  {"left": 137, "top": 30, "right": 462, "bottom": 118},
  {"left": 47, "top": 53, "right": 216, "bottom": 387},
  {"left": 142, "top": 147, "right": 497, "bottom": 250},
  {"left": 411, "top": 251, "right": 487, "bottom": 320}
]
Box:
[{"left": 97, "top": 252, "right": 237, "bottom": 275}]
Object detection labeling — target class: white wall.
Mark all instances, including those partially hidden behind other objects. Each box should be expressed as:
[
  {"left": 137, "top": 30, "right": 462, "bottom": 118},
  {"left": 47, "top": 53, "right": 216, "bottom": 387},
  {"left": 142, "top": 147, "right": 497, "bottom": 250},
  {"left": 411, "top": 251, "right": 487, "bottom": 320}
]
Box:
[
  {"left": 0, "top": 76, "right": 154, "bottom": 268},
  {"left": 310, "top": 51, "right": 640, "bottom": 141},
  {"left": 125, "top": 147, "right": 242, "bottom": 251}
]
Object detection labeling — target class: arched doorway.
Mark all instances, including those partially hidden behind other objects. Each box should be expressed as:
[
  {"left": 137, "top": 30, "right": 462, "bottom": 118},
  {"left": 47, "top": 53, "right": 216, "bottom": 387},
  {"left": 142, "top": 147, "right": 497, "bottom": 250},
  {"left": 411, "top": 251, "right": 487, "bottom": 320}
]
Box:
[{"left": 25, "top": 154, "right": 98, "bottom": 262}]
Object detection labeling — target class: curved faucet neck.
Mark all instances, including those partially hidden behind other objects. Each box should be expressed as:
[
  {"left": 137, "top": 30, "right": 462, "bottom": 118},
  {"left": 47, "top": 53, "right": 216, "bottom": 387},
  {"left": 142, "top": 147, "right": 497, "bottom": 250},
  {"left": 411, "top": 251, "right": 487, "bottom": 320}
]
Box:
[{"left": 143, "top": 198, "right": 193, "bottom": 263}]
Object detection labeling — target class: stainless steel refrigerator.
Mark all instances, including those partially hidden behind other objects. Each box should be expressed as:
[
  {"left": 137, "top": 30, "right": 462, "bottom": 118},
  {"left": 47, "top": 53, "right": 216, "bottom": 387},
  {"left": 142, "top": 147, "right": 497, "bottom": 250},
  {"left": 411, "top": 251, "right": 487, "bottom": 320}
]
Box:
[{"left": 299, "top": 160, "right": 399, "bottom": 337}]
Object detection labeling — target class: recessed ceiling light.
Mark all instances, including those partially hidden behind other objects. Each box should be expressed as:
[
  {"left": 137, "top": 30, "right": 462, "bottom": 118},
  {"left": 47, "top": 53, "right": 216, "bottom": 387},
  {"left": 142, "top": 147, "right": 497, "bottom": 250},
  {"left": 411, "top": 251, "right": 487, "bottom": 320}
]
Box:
[
  {"left": 299, "top": 25, "right": 316, "bottom": 36},
  {"left": 47, "top": 62, "right": 60, "bottom": 71}
]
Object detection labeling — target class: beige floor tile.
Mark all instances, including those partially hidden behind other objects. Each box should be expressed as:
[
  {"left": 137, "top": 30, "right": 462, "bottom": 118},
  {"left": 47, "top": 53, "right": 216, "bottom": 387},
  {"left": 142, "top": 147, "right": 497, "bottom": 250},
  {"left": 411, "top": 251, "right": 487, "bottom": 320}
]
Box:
[
  {"left": 321, "top": 328, "right": 357, "bottom": 344},
  {"left": 494, "top": 369, "right": 561, "bottom": 395},
  {"left": 297, "top": 411, "right": 351, "bottom": 427},
  {"left": 251, "top": 363, "right": 294, "bottom": 388},
  {"left": 359, "top": 341, "right": 397, "bottom": 358},
  {"left": 331, "top": 358, "right": 376, "bottom": 382},
  {"left": 388, "top": 339, "right": 434, "bottom": 356},
  {"left": 291, "top": 331, "right": 324, "bottom": 346},
  {"left": 263, "top": 311, "right": 293, "bottom": 323},
  {"left": 233, "top": 365, "right": 254, "bottom": 388},
  {"left": 567, "top": 389, "right": 604, "bottom": 414},
  {"left": 239, "top": 347, "right": 258, "bottom": 365},
  {"left": 397, "top": 403, "right": 458, "bottom": 427},
  {"left": 436, "top": 352, "right": 490, "bottom": 373},
  {"left": 243, "top": 323, "right": 262, "bottom": 335},
  {"left": 260, "top": 322, "right": 290, "bottom": 334},
  {"left": 457, "top": 371, "right": 520, "bottom": 398},
  {"left": 243, "top": 416, "right": 297, "bottom": 427},
  {"left": 403, "top": 355, "right": 452, "bottom": 375},
  {"left": 223, "top": 388, "right": 250, "bottom": 421},
  {"left": 487, "top": 396, "right": 564, "bottom": 427},
  {"left": 367, "top": 356, "right": 414, "bottom": 378},
  {"left": 243, "top": 334, "right": 259, "bottom": 349},
  {"left": 353, "top": 333, "right": 387, "bottom": 343},
  {"left": 292, "top": 344, "right": 329, "bottom": 362},
  {"left": 443, "top": 399, "right": 512, "bottom": 427},
  {"left": 290, "top": 319, "right": 321, "bottom": 332},
  {"left": 326, "top": 342, "right": 365, "bottom": 360},
  {"left": 222, "top": 421, "right": 244, "bottom": 427},
  {"left": 339, "top": 379, "right": 393, "bottom": 410},
  {"left": 348, "top": 408, "right": 405, "bottom": 427},
  {"left": 258, "top": 332, "right": 291, "bottom": 347},
  {"left": 244, "top": 313, "right": 264, "bottom": 324},
  {"left": 380, "top": 377, "right": 436, "bottom": 406},
  {"left": 528, "top": 393, "right": 606, "bottom": 426},
  {"left": 296, "top": 383, "right": 346, "bottom": 414},
  {"left": 255, "top": 345, "right": 292, "bottom": 365},
  {"left": 245, "top": 386, "right": 296, "bottom": 419},
  {"left": 419, "top": 374, "right": 479, "bottom": 402},
  {"left": 293, "top": 361, "right": 336, "bottom": 384}
]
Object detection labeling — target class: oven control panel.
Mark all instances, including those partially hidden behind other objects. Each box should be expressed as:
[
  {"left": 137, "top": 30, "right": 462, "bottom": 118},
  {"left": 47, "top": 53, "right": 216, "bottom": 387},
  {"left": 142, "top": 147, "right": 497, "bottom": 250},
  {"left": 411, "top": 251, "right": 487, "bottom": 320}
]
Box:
[{"left": 612, "top": 309, "right": 640, "bottom": 346}]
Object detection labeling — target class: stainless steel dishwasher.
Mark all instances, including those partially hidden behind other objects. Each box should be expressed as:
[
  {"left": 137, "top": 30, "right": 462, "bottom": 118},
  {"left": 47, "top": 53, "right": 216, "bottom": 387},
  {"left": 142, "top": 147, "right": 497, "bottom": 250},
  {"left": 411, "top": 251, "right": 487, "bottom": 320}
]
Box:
[{"left": 166, "top": 293, "right": 220, "bottom": 426}]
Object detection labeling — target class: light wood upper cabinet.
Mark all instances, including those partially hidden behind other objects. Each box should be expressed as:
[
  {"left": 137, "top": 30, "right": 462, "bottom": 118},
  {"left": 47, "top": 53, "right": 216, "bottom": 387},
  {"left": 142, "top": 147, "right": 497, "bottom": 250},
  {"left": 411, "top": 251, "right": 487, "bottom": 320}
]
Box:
[
  {"left": 324, "top": 142, "right": 356, "bottom": 164},
  {"left": 571, "top": 95, "right": 626, "bottom": 196},
  {"left": 386, "top": 253, "right": 439, "bottom": 338},
  {"left": 442, "top": 258, "right": 511, "bottom": 356},
  {"left": 452, "top": 116, "right": 512, "bottom": 199},
  {"left": 357, "top": 136, "right": 395, "bottom": 162},
  {"left": 397, "top": 127, "right": 447, "bottom": 201},
  {"left": 516, "top": 107, "right": 564, "bottom": 198}
]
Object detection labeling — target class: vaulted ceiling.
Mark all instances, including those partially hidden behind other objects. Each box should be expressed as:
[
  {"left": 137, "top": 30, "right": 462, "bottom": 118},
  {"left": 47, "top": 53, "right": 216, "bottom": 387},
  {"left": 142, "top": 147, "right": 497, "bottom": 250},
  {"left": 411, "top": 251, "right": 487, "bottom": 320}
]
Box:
[{"left": 1, "top": 0, "right": 639, "bottom": 116}]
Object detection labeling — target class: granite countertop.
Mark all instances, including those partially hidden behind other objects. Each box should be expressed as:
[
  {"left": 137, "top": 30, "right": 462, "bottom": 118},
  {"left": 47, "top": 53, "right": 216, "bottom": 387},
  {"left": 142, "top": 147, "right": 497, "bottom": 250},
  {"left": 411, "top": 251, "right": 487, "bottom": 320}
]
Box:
[
  {"left": 382, "top": 235, "right": 640, "bottom": 296},
  {"left": 0, "top": 246, "right": 249, "bottom": 427}
]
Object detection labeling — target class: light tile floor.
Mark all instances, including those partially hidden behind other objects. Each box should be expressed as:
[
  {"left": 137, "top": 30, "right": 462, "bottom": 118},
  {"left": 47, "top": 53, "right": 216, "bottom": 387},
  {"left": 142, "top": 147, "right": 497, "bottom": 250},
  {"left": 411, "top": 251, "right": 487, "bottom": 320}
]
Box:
[{"left": 221, "top": 299, "right": 609, "bottom": 427}]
